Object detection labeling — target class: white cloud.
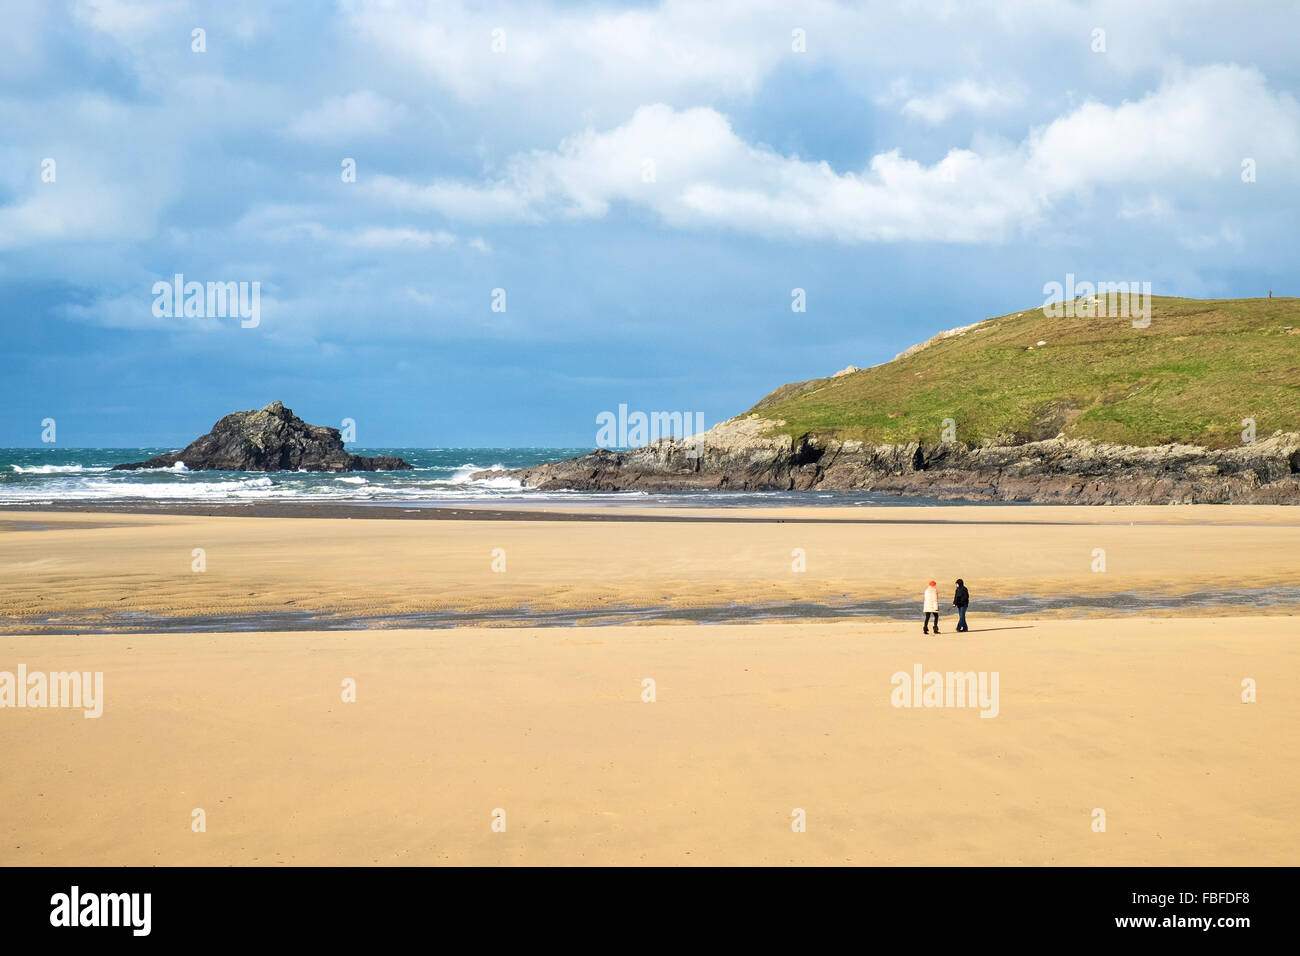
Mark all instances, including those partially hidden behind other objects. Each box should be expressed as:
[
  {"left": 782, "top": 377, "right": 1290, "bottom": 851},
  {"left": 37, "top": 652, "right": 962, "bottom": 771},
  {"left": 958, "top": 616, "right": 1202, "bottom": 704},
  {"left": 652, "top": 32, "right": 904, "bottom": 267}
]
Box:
[
  {"left": 63, "top": 292, "right": 228, "bottom": 332},
  {"left": 364, "top": 65, "right": 1300, "bottom": 244},
  {"left": 0, "top": 179, "right": 156, "bottom": 250},
  {"left": 0, "top": 93, "right": 183, "bottom": 250},
  {"left": 342, "top": 0, "right": 1300, "bottom": 119},
  {"left": 288, "top": 90, "right": 408, "bottom": 142},
  {"left": 232, "top": 205, "right": 457, "bottom": 249},
  {"left": 342, "top": 0, "right": 780, "bottom": 105},
  {"left": 1179, "top": 223, "right": 1245, "bottom": 251},
  {"left": 1118, "top": 195, "right": 1174, "bottom": 221},
  {"left": 350, "top": 226, "right": 454, "bottom": 248},
  {"left": 72, "top": 0, "right": 173, "bottom": 41},
  {"left": 888, "top": 79, "right": 1024, "bottom": 124}
]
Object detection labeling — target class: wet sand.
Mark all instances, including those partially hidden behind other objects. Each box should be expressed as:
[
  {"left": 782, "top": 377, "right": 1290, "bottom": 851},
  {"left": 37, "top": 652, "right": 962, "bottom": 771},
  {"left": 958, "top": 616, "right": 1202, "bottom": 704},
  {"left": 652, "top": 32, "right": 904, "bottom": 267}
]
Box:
[
  {"left": 2, "top": 498, "right": 1297, "bottom": 525},
  {"left": 2, "top": 506, "right": 1300, "bottom": 630}
]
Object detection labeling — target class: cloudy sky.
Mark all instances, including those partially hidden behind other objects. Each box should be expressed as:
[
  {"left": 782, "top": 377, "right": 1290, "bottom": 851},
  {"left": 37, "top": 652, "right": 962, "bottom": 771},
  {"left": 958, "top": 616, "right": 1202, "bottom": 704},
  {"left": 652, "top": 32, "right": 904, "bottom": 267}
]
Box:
[{"left": 2, "top": 0, "right": 1298, "bottom": 446}]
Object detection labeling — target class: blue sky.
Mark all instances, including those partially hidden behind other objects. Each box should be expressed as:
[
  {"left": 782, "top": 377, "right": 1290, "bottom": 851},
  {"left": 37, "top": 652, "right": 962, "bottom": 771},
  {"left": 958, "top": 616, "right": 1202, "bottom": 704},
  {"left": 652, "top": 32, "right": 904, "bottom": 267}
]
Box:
[{"left": 2, "top": 0, "right": 1298, "bottom": 447}]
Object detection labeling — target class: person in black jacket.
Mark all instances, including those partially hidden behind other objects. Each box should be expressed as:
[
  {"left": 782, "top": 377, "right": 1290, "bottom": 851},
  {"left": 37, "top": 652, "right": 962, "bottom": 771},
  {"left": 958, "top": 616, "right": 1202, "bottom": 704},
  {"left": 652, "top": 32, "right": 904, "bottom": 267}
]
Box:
[{"left": 953, "top": 579, "right": 970, "bottom": 632}]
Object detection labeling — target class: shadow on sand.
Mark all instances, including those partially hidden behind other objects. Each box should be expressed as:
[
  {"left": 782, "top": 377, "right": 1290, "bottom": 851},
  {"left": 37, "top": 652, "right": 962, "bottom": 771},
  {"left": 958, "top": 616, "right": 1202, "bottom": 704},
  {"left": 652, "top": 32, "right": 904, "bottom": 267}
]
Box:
[{"left": 937, "top": 625, "right": 1036, "bottom": 633}]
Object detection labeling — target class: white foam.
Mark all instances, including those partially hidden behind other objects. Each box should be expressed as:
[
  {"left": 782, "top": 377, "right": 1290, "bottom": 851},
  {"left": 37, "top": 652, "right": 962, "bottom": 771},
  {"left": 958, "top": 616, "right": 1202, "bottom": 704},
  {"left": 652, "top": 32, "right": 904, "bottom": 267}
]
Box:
[
  {"left": 449, "top": 462, "right": 492, "bottom": 482},
  {"left": 0, "top": 456, "right": 585, "bottom": 504},
  {"left": 446, "top": 462, "right": 521, "bottom": 489},
  {"left": 9, "top": 463, "right": 108, "bottom": 474},
  {"left": 469, "top": 473, "right": 524, "bottom": 490},
  {"left": 0, "top": 475, "right": 277, "bottom": 502}
]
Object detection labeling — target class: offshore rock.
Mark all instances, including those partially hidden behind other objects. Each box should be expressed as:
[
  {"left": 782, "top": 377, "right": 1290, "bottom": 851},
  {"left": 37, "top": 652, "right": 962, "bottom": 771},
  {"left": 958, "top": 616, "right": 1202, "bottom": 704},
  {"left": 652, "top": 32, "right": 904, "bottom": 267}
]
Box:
[{"left": 113, "top": 401, "right": 413, "bottom": 472}]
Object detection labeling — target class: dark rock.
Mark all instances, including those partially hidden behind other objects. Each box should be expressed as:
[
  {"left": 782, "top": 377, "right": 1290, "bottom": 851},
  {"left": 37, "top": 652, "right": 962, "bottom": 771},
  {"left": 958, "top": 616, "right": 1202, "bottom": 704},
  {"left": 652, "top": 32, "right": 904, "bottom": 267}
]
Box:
[
  {"left": 113, "top": 401, "right": 413, "bottom": 472},
  {"left": 474, "top": 415, "right": 1300, "bottom": 505}
]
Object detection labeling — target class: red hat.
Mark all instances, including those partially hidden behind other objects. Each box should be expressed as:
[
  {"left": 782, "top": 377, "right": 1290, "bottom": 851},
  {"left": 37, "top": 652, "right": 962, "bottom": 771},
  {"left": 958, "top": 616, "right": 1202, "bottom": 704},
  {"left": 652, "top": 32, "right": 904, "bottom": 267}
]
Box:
[{"left": 928, "top": 580, "right": 936, "bottom": 586}]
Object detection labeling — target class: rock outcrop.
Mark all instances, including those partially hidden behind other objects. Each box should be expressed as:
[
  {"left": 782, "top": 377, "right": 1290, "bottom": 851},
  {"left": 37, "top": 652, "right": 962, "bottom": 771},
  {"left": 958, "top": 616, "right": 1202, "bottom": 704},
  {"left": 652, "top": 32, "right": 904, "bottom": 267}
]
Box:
[
  {"left": 479, "top": 416, "right": 1300, "bottom": 504},
  {"left": 113, "top": 402, "right": 413, "bottom": 472}
]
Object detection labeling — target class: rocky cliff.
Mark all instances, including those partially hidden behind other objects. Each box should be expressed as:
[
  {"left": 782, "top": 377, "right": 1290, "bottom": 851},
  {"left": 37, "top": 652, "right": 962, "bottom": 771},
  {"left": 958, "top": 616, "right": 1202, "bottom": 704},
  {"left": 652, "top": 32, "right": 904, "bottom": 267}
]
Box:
[
  {"left": 484, "top": 295, "right": 1300, "bottom": 505},
  {"left": 113, "top": 402, "right": 412, "bottom": 472},
  {"left": 484, "top": 416, "right": 1300, "bottom": 504}
]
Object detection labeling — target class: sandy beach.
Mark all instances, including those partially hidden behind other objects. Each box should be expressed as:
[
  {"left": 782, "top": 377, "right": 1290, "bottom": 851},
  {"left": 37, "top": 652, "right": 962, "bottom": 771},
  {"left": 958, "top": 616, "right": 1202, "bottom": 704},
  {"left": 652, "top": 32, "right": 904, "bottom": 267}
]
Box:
[
  {"left": 1, "top": 616, "right": 1295, "bottom": 866},
  {"left": 0, "top": 503, "right": 1297, "bottom": 865},
  {"left": 3, "top": 505, "right": 1300, "bottom": 630}
]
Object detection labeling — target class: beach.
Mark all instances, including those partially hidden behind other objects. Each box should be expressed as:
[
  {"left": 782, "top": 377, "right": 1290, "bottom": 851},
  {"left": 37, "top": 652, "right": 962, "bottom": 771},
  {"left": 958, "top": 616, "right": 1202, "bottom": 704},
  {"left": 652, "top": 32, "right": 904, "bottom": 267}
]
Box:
[
  {"left": 3, "top": 504, "right": 1300, "bottom": 630},
  {"left": 1, "top": 616, "right": 1295, "bottom": 866},
  {"left": 1, "top": 503, "right": 1298, "bottom": 865}
]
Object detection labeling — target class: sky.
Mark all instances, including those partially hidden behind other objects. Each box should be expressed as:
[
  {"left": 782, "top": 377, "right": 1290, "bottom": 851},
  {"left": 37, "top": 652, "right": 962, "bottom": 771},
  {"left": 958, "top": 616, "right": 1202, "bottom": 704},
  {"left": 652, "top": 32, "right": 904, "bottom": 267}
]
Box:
[{"left": 1, "top": 0, "right": 1298, "bottom": 447}]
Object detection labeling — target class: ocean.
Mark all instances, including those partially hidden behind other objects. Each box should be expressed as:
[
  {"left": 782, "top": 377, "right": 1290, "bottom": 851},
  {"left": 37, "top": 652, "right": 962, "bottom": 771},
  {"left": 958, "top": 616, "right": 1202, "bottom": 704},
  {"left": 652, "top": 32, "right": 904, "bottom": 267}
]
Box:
[{"left": 0, "top": 447, "right": 965, "bottom": 507}]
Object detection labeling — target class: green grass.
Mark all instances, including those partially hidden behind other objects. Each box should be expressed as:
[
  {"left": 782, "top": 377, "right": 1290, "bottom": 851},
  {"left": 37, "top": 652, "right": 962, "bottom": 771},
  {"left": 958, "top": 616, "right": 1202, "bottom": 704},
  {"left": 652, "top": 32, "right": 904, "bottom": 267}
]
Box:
[{"left": 747, "top": 296, "right": 1300, "bottom": 449}]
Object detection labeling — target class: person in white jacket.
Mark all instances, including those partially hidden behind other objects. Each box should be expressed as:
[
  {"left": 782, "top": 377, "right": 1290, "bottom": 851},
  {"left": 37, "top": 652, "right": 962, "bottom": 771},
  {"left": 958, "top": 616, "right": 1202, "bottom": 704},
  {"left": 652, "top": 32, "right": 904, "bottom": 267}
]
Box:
[{"left": 923, "top": 580, "right": 940, "bottom": 634}]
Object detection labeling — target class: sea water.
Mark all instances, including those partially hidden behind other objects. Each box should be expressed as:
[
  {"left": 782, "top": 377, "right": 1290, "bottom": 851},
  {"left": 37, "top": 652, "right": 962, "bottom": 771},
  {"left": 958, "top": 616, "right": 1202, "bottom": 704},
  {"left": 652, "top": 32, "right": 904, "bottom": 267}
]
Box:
[{"left": 0, "top": 447, "right": 967, "bottom": 507}]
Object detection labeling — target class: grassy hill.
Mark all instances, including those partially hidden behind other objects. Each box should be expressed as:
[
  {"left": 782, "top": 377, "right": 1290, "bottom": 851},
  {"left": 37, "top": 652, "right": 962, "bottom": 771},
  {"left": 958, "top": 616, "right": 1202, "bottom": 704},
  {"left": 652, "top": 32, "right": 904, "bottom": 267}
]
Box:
[{"left": 747, "top": 296, "right": 1300, "bottom": 450}]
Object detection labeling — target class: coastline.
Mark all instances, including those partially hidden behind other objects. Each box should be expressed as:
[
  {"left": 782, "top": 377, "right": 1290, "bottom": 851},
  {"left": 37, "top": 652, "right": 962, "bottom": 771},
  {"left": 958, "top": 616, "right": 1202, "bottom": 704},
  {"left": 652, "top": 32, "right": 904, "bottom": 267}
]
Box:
[
  {"left": 3, "top": 498, "right": 1299, "bottom": 524},
  {"left": 488, "top": 422, "right": 1300, "bottom": 506}
]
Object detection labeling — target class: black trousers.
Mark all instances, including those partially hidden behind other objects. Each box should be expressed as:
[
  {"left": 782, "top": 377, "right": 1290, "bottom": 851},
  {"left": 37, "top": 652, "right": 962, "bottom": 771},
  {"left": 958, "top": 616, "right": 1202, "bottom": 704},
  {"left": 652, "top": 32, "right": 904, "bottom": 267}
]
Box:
[{"left": 924, "top": 612, "right": 939, "bottom": 630}]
